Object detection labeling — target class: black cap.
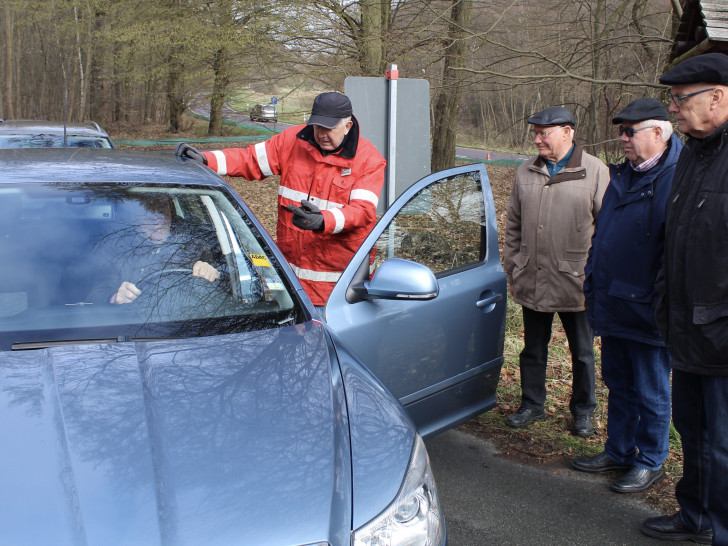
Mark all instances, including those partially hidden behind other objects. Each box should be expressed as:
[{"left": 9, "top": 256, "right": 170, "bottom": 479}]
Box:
[
  {"left": 612, "top": 98, "right": 670, "bottom": 124},
  {"left": 307, "top": 92, "right": 353, "bottom": 129},
  {"left": 659, "top": 53, "right": 728, "bottom": 85},
  {"left": 528, "top": 106, "right": 576, "bottom": 127}
]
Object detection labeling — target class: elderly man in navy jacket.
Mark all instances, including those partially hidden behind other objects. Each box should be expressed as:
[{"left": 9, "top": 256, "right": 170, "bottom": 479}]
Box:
[{"left": 572, "top": 98, "right": 683, "bottom": 495}]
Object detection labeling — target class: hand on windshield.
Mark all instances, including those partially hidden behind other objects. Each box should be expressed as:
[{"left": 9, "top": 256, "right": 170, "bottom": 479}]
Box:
[
  {"left": 193, "top": 261, "right": 220, "bottom": 282},
  {"left": 112, "top": 281, "right": 141, "bottom": 304}
]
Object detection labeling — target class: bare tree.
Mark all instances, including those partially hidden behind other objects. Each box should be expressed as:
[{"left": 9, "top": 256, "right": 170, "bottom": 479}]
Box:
[
  {"left": 456, "top": 0, "right": 677, "bottom": 160},
  {"left": 431, "top": 0, "right": 473, "bottom": 171}
]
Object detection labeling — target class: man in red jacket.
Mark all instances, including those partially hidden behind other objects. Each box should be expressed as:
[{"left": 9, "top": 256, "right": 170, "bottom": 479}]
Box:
[{"left": 177, "top": 92, "right": 386, "bottom": 306}]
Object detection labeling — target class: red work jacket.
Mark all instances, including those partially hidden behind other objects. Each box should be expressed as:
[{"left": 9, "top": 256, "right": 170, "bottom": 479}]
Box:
[{"left": 203, "top": 121, "right": 386, "bottom": 306}]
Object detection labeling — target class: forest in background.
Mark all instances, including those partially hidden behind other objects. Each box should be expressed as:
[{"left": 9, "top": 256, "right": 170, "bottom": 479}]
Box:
[{"left": 1, "top": 0, "right": 679, "bottom": 167}]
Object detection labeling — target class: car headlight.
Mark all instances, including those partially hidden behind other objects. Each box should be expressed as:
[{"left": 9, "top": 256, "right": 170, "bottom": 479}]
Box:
[{"left": 351, "top": 434, "right": 445, "bottom": 546}]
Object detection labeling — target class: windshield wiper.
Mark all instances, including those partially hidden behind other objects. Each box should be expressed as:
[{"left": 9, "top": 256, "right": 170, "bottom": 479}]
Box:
[{"left": 11, "top": 336, "right": 183, "bottom": 350}]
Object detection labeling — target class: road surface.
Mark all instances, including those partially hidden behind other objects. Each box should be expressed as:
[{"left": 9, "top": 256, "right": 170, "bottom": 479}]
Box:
[{"left": 426, "top": 430, "right": 676, "bottom": 545}]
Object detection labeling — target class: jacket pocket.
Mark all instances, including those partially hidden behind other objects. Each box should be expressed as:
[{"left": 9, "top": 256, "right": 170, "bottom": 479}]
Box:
[
  {"left": 513, "top": 252, "right": 530, "bottom": 270},
  {"left": 694, "top": 302, "right": 728, "bottom": 324},
  {"left": 511, "top": 252, "right": 530, "bottom": 286},
  {"left": 558, "top": 259, "right": 585, "bottom": 279},
  {"left": 557, "top": 259, "right": 586, "bottom": 302},
  {"left": 607, "top": 280, "right": 658, "bottom": 332},
  {"left": 608, "top": 280, "right": 652, "bottom": 303},
  {"left": 692, "top": 302, "right": 728, "bottom": 366}
]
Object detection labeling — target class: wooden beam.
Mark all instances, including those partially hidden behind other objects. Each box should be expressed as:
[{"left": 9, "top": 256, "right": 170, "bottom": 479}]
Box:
[{"left": 666, "top": 38, "right": 715, "bottom": 69}]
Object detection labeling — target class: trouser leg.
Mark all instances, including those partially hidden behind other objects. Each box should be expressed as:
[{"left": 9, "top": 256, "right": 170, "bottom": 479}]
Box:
[
  {"left": 519, "top": 307, "right": 554, "bottom": 410},
  {"left": 672, "top": 370, "right": 712, "bottom": 534},
  {"left": 559, "top": 310, "right": 595, "bottom": 416},
  {"left": 601, "top": 337, "right": 638, "bottom": 465},
  {"left": 703, "top": 375, "right": 728, "bottom": 544},
  {"left": 630, "top": 342, "right": 671, "bottom": 470}
]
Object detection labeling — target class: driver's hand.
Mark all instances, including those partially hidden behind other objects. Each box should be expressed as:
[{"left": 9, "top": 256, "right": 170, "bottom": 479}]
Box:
[
  {"left": 193, "top": 261, "right": 220, "bottom": 282},
  {"left": 111, "top": 281, "right": 141, "bottom": 304}
]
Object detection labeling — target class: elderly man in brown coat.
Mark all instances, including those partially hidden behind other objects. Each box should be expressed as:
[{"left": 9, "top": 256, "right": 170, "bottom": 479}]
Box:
[{"left": 504, "top": 106, "right": 609, "bottom": 437}]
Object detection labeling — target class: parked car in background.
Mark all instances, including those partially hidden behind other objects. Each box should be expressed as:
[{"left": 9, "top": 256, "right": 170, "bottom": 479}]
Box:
[
  {"left": 249, "top": 103, "right": 278, "bottom": 122},
  {"left": 0, "top": 120, "right": 115, "bottom": 148},
  {"left": 0, "top": 148, "right": 506, "bottom": 545}
]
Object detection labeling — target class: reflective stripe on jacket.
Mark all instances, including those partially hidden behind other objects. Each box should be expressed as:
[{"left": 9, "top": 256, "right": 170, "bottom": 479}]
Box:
[{"left": 203, "top": 120, "right": 386, "bottom": 306}]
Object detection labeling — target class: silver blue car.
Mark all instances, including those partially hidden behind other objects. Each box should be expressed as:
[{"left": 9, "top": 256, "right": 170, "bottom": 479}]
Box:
[
  {"left": 0, "top": 149, "right": 506, "bottom": 545},
  {"left": 0, "top": 120, "right": 115, "bottom": 148}
]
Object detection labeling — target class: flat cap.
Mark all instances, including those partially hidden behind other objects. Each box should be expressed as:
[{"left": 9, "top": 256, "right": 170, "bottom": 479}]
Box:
[
  {"left": 307, "top": 92, "right": 353, "bottom": 129},
  {"left": 659, "top": 53, "right": 728, "bottom": 85},
  {"left": 612, "top": 98, "right": 670, "bottom": 124},
  {"left": 528, "top": 106, "right": 576, "bottom": 127}
]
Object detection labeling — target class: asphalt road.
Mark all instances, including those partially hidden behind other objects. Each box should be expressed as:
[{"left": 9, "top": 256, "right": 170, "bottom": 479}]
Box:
[
  {"left": 456, "top": 147, "right": 530, "bottom": 164},
  {"left": 426, "top": 430, "right": 676, "bottom": 546}
]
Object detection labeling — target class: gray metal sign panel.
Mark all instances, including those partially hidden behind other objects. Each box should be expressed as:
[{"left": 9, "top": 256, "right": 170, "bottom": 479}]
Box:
[{"left": 345, "top": 77, "right": 431, "bottom": 212}]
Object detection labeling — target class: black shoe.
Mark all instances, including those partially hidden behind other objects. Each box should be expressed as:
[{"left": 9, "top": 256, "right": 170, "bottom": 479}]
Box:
[
  {"left": 641, "top": 513, "right": 713, "bottom": 543},
  {"left": 572, "top": 451, "right": 632, "bottom": 473},
  {"left": 610, "top": 466, "right": 663, "bottom": 493},
  {"left": 506, "top": 407, "right": 545, "bottom": 428},
  {"left": 573, "top": 414, "right": 594, "bottom": 437}
]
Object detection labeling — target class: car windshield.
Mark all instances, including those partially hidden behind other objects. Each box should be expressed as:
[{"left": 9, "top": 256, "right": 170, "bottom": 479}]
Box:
[
  {"left": 0, "top": 183, "right": 300, "bottom": 350},
  {"left": 0, "top": 134, "right": 113, "bottom": 149}
]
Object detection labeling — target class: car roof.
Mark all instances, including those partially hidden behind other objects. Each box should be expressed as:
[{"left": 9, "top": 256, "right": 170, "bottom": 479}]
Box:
[
  {"left": 0, "top": 148, "right": 226, "bottom": 187},
  {"left": 0, "top": 120, "right": 111, "bottom": 137}
]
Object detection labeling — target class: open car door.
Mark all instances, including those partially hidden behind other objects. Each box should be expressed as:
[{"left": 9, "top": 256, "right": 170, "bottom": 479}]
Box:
[{"left": 325, "top": 164, "right": 507, "bottom": 438}]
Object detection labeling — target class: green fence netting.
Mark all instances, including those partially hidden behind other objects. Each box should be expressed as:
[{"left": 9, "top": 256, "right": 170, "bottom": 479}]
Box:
[{"left": 115, "top": 112, "right": 282, "bottom": 147}]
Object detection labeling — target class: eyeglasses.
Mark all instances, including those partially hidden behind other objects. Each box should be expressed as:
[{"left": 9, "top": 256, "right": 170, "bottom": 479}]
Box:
[
  {"left": 618, "top": 126, "right": 653, "bottom": 137},
  {"left": 668, "top": 88, "right": 715, "bottom": 107},
  {"left": 531, "top": 126, "right": 564, "bottom": 139}
]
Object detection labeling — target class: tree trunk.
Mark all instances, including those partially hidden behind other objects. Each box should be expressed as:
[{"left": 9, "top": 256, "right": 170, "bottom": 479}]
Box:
[
  {"left": 3, "top": 3, "right": 15, "bottom": 118},
  {"left": 208, "top": 46, "right": 231, "bottom": 136},
  {"left": 360, "top": 0, "right": 383, "bottom": 76},
  {"left": 166, "top": 55, "right": 185, "bottom": 133},
  {"left": 431, "top": 0, "right": 473, "bottom": 172}
]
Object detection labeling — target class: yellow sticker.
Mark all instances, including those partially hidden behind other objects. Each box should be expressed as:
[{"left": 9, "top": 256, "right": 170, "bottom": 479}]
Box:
[{"left": 251, "top": 253, "right": 271, "bottom": 267}]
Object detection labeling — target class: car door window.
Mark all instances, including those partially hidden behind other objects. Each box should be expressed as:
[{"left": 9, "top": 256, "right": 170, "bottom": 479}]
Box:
[{"left": 371, "top": 170, "right": 485, "bottom": 276}]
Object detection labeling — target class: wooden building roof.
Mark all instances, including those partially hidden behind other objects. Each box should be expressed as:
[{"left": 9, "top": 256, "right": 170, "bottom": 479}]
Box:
[{"left": 669, "top": 0, "right": 728, "bottom": 66}]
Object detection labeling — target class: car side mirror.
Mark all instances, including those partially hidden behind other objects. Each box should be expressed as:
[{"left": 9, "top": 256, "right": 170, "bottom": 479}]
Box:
[{"left": 348, "top": 258, "right": 439, "bottom": 302}]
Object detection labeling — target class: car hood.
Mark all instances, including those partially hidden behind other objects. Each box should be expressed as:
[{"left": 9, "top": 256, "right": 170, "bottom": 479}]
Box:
[{"left": 0, "top": 322, "right": 403, "bottom": 545}]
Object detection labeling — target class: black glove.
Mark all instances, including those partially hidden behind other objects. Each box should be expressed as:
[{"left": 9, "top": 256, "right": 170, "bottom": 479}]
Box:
[
  {"left": 175, "top": 142, "right": 207, "bottom": 165},
  {"left": 285, "top": 199, "right": 324, "bottom": 231}
]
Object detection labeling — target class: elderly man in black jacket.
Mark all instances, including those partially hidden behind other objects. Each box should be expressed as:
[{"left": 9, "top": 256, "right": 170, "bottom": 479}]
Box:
[{"left": 640, "top": 52, "right": 728, "bottom": 545}]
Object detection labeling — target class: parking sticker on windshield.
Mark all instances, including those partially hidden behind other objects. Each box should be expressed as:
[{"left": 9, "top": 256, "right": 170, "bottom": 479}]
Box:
[
  {"left": 265, "top": 278, "right": 285, "bottom": 291},
  {"left": 250, "top": 253, "right": 271, "bottom": 267}
]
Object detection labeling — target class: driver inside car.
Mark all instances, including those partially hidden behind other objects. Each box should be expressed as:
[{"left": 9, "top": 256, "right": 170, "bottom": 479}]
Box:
[{"left": 90, "top": 195, "right": 221, "bottom": 305}]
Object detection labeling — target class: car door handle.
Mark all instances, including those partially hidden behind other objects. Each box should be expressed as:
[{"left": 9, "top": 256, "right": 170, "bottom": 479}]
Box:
[{"left": 476, "top": 292, "right": 503, "bottom": 311}]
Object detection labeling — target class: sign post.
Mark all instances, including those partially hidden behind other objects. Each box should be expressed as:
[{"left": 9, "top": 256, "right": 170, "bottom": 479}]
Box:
[{"left": 386, "top": 65, "right": 398, "bottom": 208}]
